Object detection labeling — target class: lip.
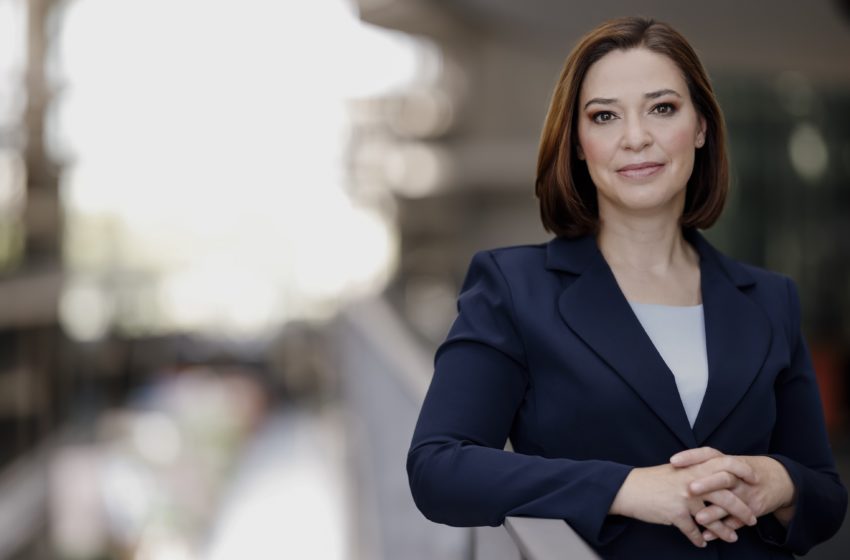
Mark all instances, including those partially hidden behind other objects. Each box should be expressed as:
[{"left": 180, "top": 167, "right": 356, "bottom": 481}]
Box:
[{"left": 617, "top": 161, "right": 665, "bottom": 179}]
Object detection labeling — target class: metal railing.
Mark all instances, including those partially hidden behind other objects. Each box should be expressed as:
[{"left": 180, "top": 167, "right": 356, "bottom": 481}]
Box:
[
  {"left": 336, "top": 298, "right": 469, "bottom": 560},
  {"left": 0, "top": 438, "right": 51, "bottom": 559},
  {"left": 503, "top": 517, "right": 600, "bottom": 560},
  {"left": 339, "top": 297, "right": 601, "bottom": 560}
]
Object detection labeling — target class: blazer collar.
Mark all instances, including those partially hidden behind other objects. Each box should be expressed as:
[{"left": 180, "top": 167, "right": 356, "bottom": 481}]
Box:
[
  {"left": 550, "top": 229, "right": 771, "bottom": 449},
  {"left": 545, "top": 228, "right": 756, "bottom": 288},
  {"left": 544, "top": 234, "right": 600, "bottom": 275}
]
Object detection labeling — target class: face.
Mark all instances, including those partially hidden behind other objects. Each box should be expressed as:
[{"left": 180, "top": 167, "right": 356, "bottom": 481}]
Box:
[{"left": 576, "top": 47, "right": 706, "bottom": 222}]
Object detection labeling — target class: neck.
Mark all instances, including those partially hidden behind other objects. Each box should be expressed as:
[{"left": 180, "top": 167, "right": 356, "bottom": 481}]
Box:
[{"left": 596, "top": 216, "right": 693, "bottom": 273}]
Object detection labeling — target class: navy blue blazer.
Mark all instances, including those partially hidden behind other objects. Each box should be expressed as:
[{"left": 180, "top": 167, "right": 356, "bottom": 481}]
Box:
[{"left": 408, "top": 229, "right": 847, "bottom": 559}]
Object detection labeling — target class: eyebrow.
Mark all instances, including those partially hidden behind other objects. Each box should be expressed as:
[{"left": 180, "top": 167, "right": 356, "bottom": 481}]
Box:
[{"left": 583, "top": 89, "right": 682, "bottom": 110}]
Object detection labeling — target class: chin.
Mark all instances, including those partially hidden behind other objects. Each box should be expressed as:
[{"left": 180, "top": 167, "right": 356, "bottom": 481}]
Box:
[{"left": 608, "top": 189, "right": 685, "bottom": 215}]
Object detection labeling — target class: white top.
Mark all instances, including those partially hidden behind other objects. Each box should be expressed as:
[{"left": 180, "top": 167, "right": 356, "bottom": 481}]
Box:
[{"left": 628, "top": 302, "right": 708, "bottom": 428}]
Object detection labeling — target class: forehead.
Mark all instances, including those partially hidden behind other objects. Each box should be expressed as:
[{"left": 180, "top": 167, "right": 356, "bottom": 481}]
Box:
[{"left": 580, "top": 48, "right": 687, "bottom": 101}]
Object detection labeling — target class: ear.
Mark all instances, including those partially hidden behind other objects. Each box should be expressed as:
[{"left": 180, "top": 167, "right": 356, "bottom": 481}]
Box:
[
  {"left": 695, "top": 115, "right": 707, "bottom": 148},
  {"left": 576, "top": 143, "right": 586, "bottom": 160}
]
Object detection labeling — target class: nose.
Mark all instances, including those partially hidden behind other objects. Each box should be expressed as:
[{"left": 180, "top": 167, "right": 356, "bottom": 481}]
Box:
[{"left": 620, "top": 116, "right": 652, "bottom": 151}]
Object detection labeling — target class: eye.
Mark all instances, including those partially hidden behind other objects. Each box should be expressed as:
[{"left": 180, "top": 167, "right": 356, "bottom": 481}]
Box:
[
  {"left": 651, "top": 102, "right": 677, "bottom": 116},
  {"left": 591, "top": 111, "right": 617, "bottom": 124}
]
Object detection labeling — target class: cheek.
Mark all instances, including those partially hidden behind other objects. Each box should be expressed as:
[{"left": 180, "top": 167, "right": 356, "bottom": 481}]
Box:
[
  {"left": 578, "top": 130, "right": 613, "bottom": 164},
  {"left": 662, "top": 126, "right": 697, "bottom": 156},
  {"left": 662, "top": 128, "right": 697, "bottom": 181}
]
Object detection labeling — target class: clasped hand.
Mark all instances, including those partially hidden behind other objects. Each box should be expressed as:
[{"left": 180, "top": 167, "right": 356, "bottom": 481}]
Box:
[{"left": 610, "top": 447, "right": 796, "bottom": 548}]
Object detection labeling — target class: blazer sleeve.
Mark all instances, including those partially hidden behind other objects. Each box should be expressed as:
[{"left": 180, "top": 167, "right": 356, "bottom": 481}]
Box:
[
  {"left": 757, "top": 276, "right": 848, "bottom": 554},
  {"left": 406, "top": 250, "right": 634, "bottom": 547}
]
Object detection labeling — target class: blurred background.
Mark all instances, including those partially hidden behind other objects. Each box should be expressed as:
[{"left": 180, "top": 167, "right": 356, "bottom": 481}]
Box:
[{"left": 0, "top": 0, "right": 849, "bottom": 558}]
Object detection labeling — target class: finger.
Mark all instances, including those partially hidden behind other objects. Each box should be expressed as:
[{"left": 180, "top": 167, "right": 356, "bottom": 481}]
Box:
[
  {"left": 705, "top": 456, "right": 758, "bottom": 485},
  {"left": 688, "top": 501, "right": 734, "bottom": 544},
  {"left": 694, "top": 504, "right": 749, "bottom": 529},
  {"left": 672, "top": 514, "right": 706, "bottom": 548},
  {"left": 694, "top": 504, "right": 729, "bottom": 526},
  {"left": 689, "top": 471, "right": 738, "bottom": 495},
  {"left": 670, "top": 447, "right": 722, "bottom": 467},
  {"left": 701, "top": 519, "right": 737, "bottom": 543},
  {"left": 702, "top": 489, "right": 757, "bottom": 526},
  {"left": 723, "top": 516, "right": 747, "bottom": 530},
  {"left": 702, "top": 516, "right": 747, "bottom": 543}
]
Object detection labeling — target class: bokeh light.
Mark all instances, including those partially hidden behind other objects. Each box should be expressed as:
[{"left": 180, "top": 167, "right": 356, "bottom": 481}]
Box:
[{"left": 51, "top": 0, "right": 435, "bottom": 339}]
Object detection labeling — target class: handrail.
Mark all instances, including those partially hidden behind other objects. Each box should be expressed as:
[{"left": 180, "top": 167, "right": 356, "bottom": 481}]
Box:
[
  {"left": 340, "top": 299, "right": 601, "bottom": 560},
  {"left": 503, "top": 517, "right": 600, "bottom": 560},
  {"left": 0, "top": 439, "right": 51, "bottom": 559},
  {"left": 341, "top": 297, "right": 432, "bottom": 402},
  {"left": 336, "top": 298, "right": 470, "bottom": 560}
]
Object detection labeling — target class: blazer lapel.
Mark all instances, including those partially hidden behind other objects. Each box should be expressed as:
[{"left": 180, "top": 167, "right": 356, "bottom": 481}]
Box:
[
  {"left": 550, "top": 236, "right": 697, "bottom": 449},
  {"left": 688, "top": 231, "right": 772, "bottom": 444},
  {"left": 548, "top": 231, "right": 772, "bottom": 450}
]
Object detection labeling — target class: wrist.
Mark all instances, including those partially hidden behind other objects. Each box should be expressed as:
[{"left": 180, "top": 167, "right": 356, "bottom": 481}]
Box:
[
  {"left": 758, "top": 456, "right": 796, "bottom": 510},
  {"left": 610, "top": 470, "right": 632, "bottom": 516},
  {"left": 610, "top": 467, "right": 642, "bottom": 517},
  {"left": 770, "top": 458, "right": 796, "bottom": 509}
]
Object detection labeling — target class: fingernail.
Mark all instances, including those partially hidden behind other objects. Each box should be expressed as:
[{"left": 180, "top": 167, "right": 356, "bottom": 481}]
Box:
[
  {"left": 750, "top": 516, "right": 757, "bottom": 526},
  {"left": 691, "top": 483, "right": 702, "bottom": 493},
  {"left": 703, "top": 532, "right": 716, "bottom": 541},
  {"left": 730, "top": 532, "right": 738, "bottom": 542}
]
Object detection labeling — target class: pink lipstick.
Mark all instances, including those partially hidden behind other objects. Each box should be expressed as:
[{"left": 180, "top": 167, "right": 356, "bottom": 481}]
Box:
[{"left": 617, "top": 162, "right": 664, "bottom": 179}]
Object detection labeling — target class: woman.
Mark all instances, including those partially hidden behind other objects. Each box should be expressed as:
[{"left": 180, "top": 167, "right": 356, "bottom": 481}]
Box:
[{"left": 407, "top": 16, "right": 847, "bottom": 559}]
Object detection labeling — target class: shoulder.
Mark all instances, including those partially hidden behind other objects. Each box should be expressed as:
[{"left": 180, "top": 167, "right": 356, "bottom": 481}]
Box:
[
  {"left": 455, "top": 243, "right": 556, "bottom": 312},
  {"left": 693, "top": 230, "right": 794, "bottom": 297},
  {"left": 689, "top": 230, "right": 801, "bottom": 334},
  {"left": 714, "top": 252, "right": 802, "bottom": 337},
  {"left": 484, "top": 243, "right": 549, "bottom": 271},
  {"left": 738, "top": 261, "right": 794, "bottom": 292},
  {"left": 462, "top": 243, "right": 554, "bottom": 289}
]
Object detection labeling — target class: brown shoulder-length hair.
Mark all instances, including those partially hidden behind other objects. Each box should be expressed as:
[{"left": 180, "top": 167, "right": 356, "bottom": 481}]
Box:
[{"left": 535, "top": 16, "right": 728, "bottom": 238}]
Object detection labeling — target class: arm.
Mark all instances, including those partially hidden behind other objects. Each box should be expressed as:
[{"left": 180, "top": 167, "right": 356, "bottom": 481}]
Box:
[
  {"left": 407, "top": 251, "right": 633, "bottom": 546},
  {"left": 756, "top": 277, "right": 847, "bottom": 553}
]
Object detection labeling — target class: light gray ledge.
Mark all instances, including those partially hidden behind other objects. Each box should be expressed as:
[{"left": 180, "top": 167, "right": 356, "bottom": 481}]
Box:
[{"left": 504, "top": 517, "right": 600, "bottom": 560}]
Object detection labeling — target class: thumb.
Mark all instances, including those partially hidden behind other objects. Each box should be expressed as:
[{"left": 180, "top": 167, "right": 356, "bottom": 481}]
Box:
[{"left": 670, "top": 447, "right": 723, "bottom": 467}]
